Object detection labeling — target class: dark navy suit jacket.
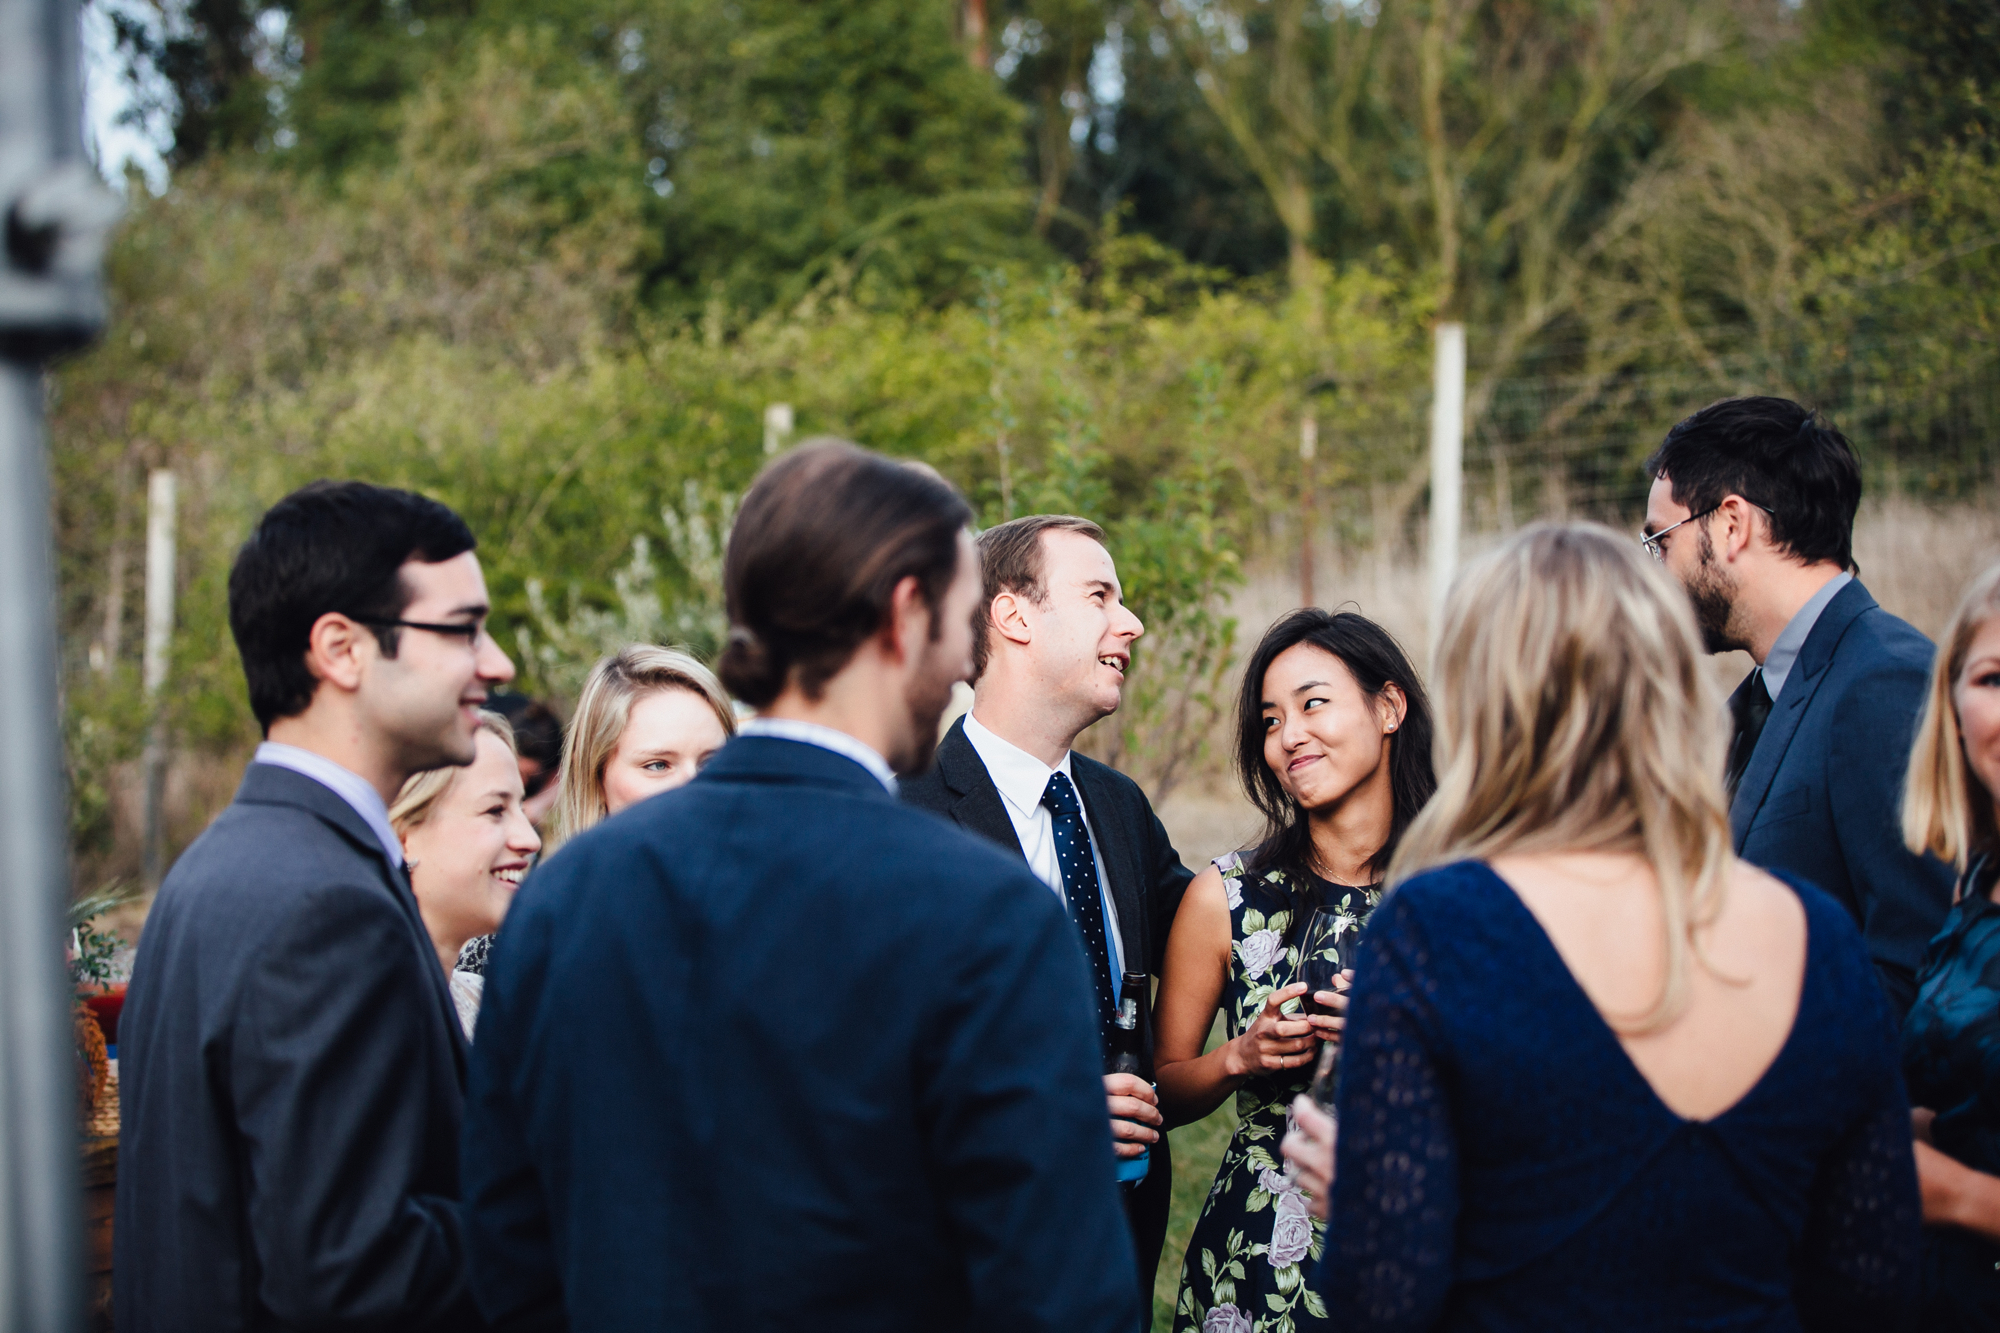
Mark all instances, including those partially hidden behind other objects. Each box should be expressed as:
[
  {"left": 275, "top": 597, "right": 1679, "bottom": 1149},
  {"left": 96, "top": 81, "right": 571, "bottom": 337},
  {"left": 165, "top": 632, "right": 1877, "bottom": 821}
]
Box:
[
  {"left": 461, "top": 735, "right": 1140, "bottom": 1332},
  {"left": 116, "top": 763, "right": 480, "bottom": 1332},
  {"left": 1731, "top": 578, "right": 1954, "bottom": 1019}
]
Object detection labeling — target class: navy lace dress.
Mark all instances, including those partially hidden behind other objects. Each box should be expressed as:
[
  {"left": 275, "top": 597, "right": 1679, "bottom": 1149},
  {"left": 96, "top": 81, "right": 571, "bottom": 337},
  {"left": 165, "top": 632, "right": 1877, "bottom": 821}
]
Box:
[
  {"left": 1902, "top": 854, "right": 2000, "bottom": 1329},
  {"left": 1321, "top": 860, "right": 1922, "bottom": 1332}
]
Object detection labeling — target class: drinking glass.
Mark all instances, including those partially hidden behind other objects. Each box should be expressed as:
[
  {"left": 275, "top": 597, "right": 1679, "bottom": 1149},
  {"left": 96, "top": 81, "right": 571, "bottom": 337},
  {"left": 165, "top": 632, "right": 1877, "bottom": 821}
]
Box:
[
  {"left": 1297, "top": 906, "right": 1346, "bottom": 1018},
  {"left": 1308, "top": 1040, "right": 1340, "bottom": 1116}
]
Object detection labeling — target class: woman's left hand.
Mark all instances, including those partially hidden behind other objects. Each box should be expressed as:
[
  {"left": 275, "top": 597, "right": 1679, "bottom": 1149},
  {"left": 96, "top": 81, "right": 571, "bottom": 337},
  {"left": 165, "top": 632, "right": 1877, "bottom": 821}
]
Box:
[{"left": 1282, "top": 1095, "right": 1336, "bottom": 1219}]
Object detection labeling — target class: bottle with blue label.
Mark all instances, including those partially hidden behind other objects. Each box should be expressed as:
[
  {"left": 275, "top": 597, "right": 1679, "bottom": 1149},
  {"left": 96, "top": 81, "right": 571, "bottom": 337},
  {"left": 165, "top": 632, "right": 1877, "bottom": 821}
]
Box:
[{"left": 1107, "top": 971, "right": 1152, "bottom": 1185}]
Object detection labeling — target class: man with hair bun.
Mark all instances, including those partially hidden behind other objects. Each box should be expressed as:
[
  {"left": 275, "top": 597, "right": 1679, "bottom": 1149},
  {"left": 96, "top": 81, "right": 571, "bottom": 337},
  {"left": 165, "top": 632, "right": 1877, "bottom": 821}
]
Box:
[
  {"left": 463, "top": 440, "right": 1141, "bottom": 1331},
  {"left": 1643, "top": 395, "right": 1953, "bottom": 1016}
]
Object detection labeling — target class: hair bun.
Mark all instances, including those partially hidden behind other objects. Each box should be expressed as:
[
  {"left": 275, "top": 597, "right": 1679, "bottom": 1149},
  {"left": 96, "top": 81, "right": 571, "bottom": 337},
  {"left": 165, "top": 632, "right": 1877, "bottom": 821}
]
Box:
[{"left": 717, "top": 625, "right": 782, "bottom": 706}]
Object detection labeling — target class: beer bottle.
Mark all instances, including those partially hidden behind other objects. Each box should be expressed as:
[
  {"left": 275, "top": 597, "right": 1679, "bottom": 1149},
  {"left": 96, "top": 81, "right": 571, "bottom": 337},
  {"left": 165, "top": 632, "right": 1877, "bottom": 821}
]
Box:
[{"left": 1108, "top": 971, "right": 1152, "bottom": 1184}]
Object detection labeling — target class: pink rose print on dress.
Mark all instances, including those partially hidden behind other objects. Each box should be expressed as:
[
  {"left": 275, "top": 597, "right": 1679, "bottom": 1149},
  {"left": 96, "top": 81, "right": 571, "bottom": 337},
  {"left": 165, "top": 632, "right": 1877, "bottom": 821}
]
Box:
[
  {"left": 1237, "top": 928, "right": 1284, "bottom": 981},
  {"left": 1202, "top": 1303, "right": 1254, "bottom": 1333},
  {"left": 1269, "top": 1189, "right": 1313, "bottom": 1268}
]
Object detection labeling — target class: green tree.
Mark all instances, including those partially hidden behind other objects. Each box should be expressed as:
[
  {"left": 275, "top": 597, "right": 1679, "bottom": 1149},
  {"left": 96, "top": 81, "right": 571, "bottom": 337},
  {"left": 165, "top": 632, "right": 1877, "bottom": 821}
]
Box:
[{"left": 626, "top": 0, "right": 1041, "bottom": 314}]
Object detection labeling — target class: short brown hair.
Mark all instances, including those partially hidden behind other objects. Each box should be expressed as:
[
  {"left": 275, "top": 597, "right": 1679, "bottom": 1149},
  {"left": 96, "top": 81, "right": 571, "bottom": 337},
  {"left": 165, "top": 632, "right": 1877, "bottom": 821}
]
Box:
[
  {"left": 970, "top": 514, "right": 1106, "bottom": 680},
  {"left": 717, "top": 439, "right": 974, "bottom": 708}
]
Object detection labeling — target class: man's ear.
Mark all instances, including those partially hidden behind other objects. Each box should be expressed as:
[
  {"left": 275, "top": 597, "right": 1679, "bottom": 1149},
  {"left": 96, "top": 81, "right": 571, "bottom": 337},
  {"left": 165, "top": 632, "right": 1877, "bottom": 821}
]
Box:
[
  {"left": 304, "top": 612, "right": 373, "bottom": 694},
  {"left": 1717, "top": 495, "right": 1761, "bottom": 563},
  {"left": 881, "top": 575, "right": 929, "bottom": 666},
  {"left": 988, "top": 589, "right": 1034, "bottom": 650}
]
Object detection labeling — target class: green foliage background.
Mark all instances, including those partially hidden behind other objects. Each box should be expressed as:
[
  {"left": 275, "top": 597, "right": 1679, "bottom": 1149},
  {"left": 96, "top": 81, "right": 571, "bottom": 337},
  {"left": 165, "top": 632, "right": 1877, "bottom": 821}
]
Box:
[
  {"left": 57, "top": 0, "right": 2000, "bottom": 893},
  {"left": 55, "top": 1, "right": 2000, "bottom": 1318}
]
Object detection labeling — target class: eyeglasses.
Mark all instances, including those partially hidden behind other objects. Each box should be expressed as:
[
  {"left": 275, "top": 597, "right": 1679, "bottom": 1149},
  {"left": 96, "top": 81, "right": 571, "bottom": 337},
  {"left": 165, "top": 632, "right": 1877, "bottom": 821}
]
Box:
[
  {"left": 352, "top": 616, "right": 488, "bottom": 644},
  {"left": 1639, "top": 500, "right": 1775, "bottom": 564}
]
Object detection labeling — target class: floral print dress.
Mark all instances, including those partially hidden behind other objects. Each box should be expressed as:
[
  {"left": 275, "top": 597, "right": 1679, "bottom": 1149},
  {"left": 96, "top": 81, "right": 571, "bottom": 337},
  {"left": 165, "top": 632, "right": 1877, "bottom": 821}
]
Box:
[{"left": 1172, "top": 851, "right": 1380, "bottom": 1333}]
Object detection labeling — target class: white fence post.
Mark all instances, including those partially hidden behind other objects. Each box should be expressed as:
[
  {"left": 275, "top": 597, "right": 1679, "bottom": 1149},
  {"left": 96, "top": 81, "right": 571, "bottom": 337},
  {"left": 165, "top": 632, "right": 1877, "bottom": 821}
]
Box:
[
  {"left": 1427, "top": 322, "right": 1466, "bottom": 641},
  {"left": 141, "top": 469, "right": 176, "bottom": 892}
]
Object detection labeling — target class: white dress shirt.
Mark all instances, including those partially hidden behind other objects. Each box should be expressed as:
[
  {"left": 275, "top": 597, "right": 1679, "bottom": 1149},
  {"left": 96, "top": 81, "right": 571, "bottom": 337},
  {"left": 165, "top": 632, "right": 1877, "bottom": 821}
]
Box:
[
  {"left": 736, "top": 717, "right": 899, "bottom": 794},
  {"left": 252, "top": 741, "right": 404, "bottom": 867},
  {"left": 961, "top": 711, "right": 1126, "bottom": 977}
]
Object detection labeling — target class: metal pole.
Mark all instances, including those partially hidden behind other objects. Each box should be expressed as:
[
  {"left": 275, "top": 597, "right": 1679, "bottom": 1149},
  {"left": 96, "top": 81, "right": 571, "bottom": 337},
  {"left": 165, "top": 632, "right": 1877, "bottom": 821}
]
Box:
[
  {"left": 1427, "top": 322, "right": 1466, "bottom": 640},
  {"left": 0, "top": 0, "right": 120, "bottom": 1324},
  {"left": 0, "top": 365, "right": 79, "bottom": 1333},
  {"left": 1298, "top": 413, "right": 1317, "bottom": 608},
  {"left": 141, "top": 469, "right": 176, "bottom": 891}
]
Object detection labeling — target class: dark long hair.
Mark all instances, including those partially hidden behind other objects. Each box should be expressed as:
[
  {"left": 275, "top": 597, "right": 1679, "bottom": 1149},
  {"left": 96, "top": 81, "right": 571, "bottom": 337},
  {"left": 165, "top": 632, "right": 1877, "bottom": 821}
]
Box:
[{"left": 1235, "top": 608, "right": 1436, "bottom": 937}]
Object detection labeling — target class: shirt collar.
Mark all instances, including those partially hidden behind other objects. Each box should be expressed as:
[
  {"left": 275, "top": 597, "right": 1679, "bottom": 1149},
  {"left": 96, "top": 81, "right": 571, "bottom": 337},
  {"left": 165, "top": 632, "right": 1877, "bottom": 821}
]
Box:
[
  {"left": 252, "top": 741, "right": 405, "bottom": 867},
  {"left": 961, "top": 710, "right": 1074, "bottom": 819},
  {"left": 1761, "top": 570, "right": 1852, "bottom": 704},
  {"left": 736, "top": 718, "right": 898, "bottom": 794}
]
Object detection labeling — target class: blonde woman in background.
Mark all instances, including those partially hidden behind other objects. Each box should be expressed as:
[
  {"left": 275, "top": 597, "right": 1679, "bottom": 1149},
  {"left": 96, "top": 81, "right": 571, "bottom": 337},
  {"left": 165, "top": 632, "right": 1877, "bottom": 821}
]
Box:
[
  {"left": 1900, "top": 561, "right": 2000, "bottom": 1330},
  {"left": 545, "top": 645, "right": 736, "bottom": 851},
  {"left": 1293, "top": 523, "right": 1918, "bottom": 1332},
  {"left": 390, "top": 710, "right": 542, "bottom": 1038}
]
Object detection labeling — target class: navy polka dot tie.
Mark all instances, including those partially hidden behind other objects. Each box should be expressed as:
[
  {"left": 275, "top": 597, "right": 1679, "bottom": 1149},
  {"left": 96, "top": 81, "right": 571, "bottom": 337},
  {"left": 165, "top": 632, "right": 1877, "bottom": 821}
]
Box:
[{"left": 1042, "top": 771, "right": 1118, "bottom": 1034}]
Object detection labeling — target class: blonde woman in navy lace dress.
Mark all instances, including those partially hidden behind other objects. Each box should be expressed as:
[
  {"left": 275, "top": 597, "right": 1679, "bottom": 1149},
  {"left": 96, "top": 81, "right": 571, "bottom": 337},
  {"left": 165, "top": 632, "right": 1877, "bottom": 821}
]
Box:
[{"left": 1154, "top": 609, "right": 1435, "bottom": 1333}]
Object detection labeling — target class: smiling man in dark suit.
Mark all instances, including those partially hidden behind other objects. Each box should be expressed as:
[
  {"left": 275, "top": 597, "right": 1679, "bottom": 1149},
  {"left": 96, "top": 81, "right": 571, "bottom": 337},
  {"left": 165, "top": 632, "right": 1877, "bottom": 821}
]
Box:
[
  {"left": 1643, "top": 396, "right": 1954, "bottom": 1019},
  {"left": 117, "top": 482, "right": 515, "bottom": 1331},
  {"left": 902, "top": 514, "right": 1195, "bottom": 1323}
]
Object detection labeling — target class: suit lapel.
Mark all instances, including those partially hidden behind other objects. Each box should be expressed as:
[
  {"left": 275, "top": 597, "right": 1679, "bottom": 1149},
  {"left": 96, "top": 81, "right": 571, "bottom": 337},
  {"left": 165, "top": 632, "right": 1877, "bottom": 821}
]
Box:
[
  {"left": 934, "top": 718, "right": 1028, "bottom": 859},
  {"left": 239, "top": 763, "right": 469, "bottom": 1068},
  {"left": 1728, "top": 580, "right": 1877, "bottom": 847},
  {"left": 1072, "top": 762, "right": 1148, "bottom": 980},
  {"left": 937, "top": 721, "right": 1150, "bottom": 979}
]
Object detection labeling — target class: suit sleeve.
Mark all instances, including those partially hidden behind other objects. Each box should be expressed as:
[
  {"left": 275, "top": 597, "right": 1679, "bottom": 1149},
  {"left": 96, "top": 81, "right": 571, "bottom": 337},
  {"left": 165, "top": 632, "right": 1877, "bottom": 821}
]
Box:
[
  {"left": 232, "top": 881, "right": 477, "bottom": 1330},
  {"left": 1826, "top": 665, "right": 1956, "bottom": 1019},
  {"left": 1139, "top": 796, "right": 1196, "bottom": 976},
  {"left": 916, "top": 874, "right": 1142, "bottom": 1333}
]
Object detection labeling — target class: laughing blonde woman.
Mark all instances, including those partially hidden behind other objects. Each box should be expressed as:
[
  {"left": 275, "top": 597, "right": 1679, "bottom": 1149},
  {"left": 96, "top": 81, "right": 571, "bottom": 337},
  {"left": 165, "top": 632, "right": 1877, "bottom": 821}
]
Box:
[
  {"left": 1311, "top": 523, "right": 1919, "bottom": 1332},
  {"left": 391, "top": 710, "right": 541, "bottom": 1038}
]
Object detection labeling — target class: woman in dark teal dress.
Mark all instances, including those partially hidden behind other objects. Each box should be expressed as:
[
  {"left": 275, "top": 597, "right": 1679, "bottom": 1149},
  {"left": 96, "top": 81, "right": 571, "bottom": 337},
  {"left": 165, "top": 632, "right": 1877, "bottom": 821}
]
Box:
[
  {"left": 1900, "top": 561, "right": 2000, "bottom": 1329},
  {"left": 1153, "top": 609, "right": 1435, "bottom": 1333}
]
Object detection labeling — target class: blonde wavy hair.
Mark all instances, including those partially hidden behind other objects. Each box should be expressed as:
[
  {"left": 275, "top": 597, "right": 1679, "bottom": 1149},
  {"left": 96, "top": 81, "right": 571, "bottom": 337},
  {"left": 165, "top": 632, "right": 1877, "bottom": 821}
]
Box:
[
  {"left": 546, "top": 645, "right": 735, "bottom": 851},
  {"left": 389, "top": 710, "right": 517, "bottom": 839},
  {"left": 1389, "top": 523, "right": 1736, "bottom": 1033},
  {"left": 1903, "top": 561, "right": 2000, "bottom": 873}
]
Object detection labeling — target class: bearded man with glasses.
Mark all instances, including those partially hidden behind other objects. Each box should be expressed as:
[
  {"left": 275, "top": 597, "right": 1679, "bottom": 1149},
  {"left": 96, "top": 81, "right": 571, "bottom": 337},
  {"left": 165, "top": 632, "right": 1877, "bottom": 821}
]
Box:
[
  {"left": 118, "top": 480, "right": 515, "bottom": 1332},
  {"left": 1642, "top": 396, "right": 1952, "bottom": 1019}
]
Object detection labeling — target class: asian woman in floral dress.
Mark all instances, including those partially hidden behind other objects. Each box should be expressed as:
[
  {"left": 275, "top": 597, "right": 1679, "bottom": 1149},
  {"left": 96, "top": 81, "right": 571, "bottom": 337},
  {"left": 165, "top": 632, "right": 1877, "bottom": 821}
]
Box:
[{"left": 1155, "top": 609, "right": 1436, "bottom": 1333}]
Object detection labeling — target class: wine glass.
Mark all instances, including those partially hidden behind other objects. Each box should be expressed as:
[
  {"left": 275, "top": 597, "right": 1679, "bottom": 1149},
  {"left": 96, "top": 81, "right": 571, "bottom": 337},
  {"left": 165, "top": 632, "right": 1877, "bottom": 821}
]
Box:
[
  {"left": 1308, "top": 1041, "right": 1340, "bottom": 1116},
  {"left": 1297, "top": 906, "right": 1347, "bottom": 1018}
]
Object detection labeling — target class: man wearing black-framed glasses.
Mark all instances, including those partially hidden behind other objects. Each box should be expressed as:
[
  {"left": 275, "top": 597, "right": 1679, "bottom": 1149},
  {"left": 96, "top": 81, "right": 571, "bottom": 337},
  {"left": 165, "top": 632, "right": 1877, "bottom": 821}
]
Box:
[
  {"left": 1643, "top": 396, "right": 1951, "bottom": 1019},
  {"left": 118, "top": 480, "right": 514, "bottom": 1332}
]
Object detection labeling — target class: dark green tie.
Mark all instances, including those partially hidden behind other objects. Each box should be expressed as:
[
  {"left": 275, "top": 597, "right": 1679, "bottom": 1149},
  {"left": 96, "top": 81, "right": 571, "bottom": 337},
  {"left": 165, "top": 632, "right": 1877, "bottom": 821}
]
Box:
[{"left": 1726, "top": 669, "right": 1774, "bottom": 796}]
